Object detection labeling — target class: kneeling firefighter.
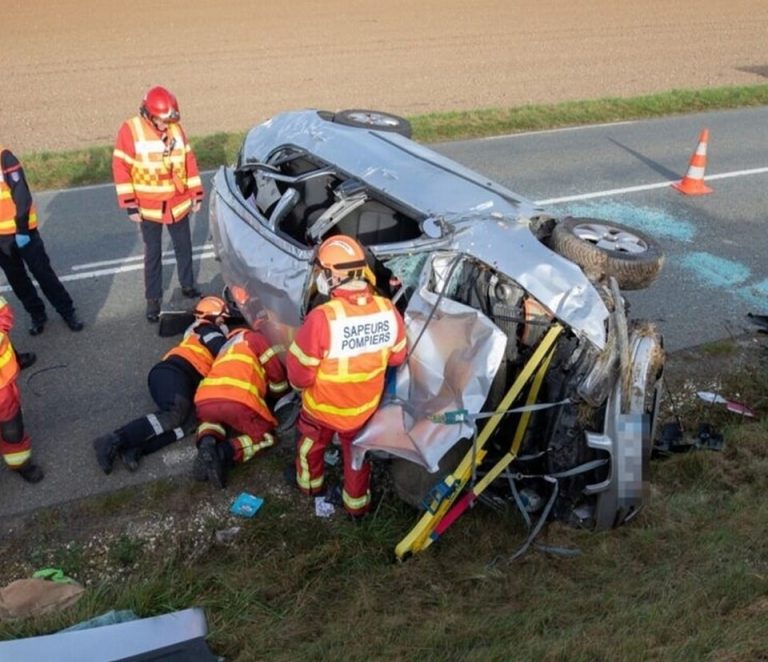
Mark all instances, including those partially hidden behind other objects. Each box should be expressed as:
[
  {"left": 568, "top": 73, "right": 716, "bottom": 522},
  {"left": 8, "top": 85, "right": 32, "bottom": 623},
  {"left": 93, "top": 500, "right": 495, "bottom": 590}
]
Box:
[
  {"left": 193, "top": 322, "right": 289, "bottom": 489},
  {"left": 92, "top": 296, "right": 230, "bottom": 473}
]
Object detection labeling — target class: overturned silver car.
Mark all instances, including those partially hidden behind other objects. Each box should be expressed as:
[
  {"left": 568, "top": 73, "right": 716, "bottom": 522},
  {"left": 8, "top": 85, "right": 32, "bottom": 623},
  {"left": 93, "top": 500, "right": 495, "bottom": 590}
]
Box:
[{"left": 209, "top": 109, "right": 665, "bottom": 556}]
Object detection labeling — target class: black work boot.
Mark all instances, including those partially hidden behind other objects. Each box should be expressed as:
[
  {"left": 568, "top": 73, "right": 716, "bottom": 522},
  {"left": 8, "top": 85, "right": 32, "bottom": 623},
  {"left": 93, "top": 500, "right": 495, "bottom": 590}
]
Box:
[
  {"left": 29, "top": 315, "right": 47, "bottom": 336},
  {"left": 191, "top": 451, "right": 209, "bottom": 482},
  {"left": 119, "top": 446, "right": 142, "bottom": 472},
  {"left": 198, "top": 436, "right": 226, "bottom": 489},
  {"left": 93, "top": 432, "right": 122, "bottom": 474},
  {"left": 63, "top": 312, "right": 84, "bottom": 332},
  {"left": 146, "top": 299, "right": 161, "bottom": 323},
  {"left": 16, "top": 352, "right": 37, "bottom": 370},
  {"left": 17, "top": 461, "right": 44, "bottom": 483},
  {"left": 181, "top": 286, "right": 202, "bottom": 299}
]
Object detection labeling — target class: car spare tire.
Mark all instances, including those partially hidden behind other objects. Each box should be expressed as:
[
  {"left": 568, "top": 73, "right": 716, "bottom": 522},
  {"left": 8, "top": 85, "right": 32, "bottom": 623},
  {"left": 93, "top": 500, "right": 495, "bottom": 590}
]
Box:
[
  {"left": 550, "top": 217, "right": 664, "bottom": 290},
  {"left": 333, "top": 109, "right": 412, "bottom": 138}
]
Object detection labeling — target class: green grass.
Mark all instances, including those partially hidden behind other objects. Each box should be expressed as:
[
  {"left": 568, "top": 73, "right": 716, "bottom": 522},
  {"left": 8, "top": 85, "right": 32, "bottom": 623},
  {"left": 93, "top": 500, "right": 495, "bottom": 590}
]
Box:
[
  {"left": 21, "top": 83, "right": 768, "bottom": 192},
  {"left": 4, "top": 453, "right": 768, "bottom": 660},
  {"left": 4, "top": 395, "right": 768, "bottom": 659}
]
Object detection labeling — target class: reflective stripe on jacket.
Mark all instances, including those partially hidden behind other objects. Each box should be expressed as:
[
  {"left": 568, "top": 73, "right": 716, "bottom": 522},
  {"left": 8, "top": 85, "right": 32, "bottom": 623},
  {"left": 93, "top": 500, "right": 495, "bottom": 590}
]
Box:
[
  {"left": 0, "top": 297, "right": 19, "bottom": 387},
  {"left": 287, "top": 288, "right": 407, "bottom": 432},
  {"left": 112, "top": 116, "right": 203, "bottom": 223},
  {"left": 0, "top": 146, "right": 38, "bottom": 236},
  {"left": 194, "top": 329, "right": 287, "bottom": 425},
  {"left": 163, "top": 320, "right": 220, "bottom": 377}
]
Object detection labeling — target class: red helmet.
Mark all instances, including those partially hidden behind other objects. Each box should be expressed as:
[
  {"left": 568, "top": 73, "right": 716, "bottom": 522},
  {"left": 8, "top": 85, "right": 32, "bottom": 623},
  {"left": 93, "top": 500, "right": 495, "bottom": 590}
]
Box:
[{"left": 141, "top": 86, "right": 180, "bottom": 123}]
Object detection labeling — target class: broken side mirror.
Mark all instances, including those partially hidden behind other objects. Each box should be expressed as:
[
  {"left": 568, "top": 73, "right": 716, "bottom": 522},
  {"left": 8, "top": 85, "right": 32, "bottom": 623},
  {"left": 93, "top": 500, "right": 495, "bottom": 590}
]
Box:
[{"left": 421, "top": 216, "right": 444, "bottom": 239}]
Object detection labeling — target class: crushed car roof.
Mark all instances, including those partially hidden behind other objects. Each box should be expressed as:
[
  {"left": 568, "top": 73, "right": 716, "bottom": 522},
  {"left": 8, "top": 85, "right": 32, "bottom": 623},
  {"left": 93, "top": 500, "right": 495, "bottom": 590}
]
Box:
[
  {"left": 239, "top": 110, "right": 609, "bottom": 348},
  {"left": 241, "top": 110, "right": 542, "bottom": 221}
]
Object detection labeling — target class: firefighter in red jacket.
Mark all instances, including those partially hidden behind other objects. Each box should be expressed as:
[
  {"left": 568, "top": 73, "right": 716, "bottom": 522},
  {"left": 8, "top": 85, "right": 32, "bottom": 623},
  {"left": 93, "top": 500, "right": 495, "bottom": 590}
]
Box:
[
  {"left": 194, "top": 325, "right": 289, "bottom": 488},
  {"left": 0, "top": 296, "right": 43, "bottom": 482},
  {"left": 286, "top": 235, "right": 407, "bottom": 517},
  {"left": 112, "top": 86, "right": 204, "bottom": 323},
  {"left": 92, "top": 296, "right": 230, "bottom": 474}
]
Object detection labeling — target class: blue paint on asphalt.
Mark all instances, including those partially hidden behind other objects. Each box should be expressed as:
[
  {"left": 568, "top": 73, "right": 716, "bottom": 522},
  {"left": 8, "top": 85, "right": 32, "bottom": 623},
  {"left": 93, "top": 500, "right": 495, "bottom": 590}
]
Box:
[
  {"left": 554, "top": 200, "right": 696, "bottom": 242},
  {"left": 680, "top": 252, "right": 751, "bottom": 288},
  {"left": 737, "top": 278, "right": 768, "bottom": 309}
]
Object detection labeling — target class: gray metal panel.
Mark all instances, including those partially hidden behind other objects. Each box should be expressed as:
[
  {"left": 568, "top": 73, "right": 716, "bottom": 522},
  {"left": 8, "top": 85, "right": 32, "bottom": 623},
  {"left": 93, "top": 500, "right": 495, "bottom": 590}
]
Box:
[
  {"left": 212, "top": 167, "right": 313, "bottom": 328},
  {"left": 353, "top": 253, "right": 507, "bottom": 470},
  {"left": 0, "top": 608, "right": 211, "bottom": 662},
  {"left": 450, "top": 214, "right": 609, "bottom": 348}
]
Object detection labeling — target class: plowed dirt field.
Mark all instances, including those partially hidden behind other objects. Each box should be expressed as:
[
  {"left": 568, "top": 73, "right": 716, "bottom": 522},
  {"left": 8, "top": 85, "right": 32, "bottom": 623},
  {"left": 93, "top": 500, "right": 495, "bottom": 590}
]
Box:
[{"left": 3, "top": 0, "right": 768, "bottom": 153}]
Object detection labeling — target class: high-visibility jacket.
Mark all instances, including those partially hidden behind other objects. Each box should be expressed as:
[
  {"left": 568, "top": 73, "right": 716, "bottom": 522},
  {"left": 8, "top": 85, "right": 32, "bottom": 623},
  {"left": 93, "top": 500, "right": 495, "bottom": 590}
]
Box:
[
  {"left": 163, "top": 320, "right": 227, "bottom": 377},
  {"left": 0, "top": 147, "right": 38, "bottom": 236},
  {"left": 0, "top": 296, "right": 19, "bottom": 387},
  {"left": 112, "top": 116, "right": 203, "bottom": 223},
  {"left": 287, "top": 286, "right": 407, "bottom": 432},
  {"left": 195, "top": 329, "right": 288, "bottom": 425}
]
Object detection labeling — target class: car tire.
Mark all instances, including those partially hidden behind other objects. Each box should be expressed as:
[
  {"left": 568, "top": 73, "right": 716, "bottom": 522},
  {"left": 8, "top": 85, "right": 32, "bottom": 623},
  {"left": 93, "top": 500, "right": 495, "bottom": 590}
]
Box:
[
  {"left": 550, "top": 217, "right": 664, "bottom": 290},
  {"left": 332, "top": 109, "right": 412, "bottom": 138}
]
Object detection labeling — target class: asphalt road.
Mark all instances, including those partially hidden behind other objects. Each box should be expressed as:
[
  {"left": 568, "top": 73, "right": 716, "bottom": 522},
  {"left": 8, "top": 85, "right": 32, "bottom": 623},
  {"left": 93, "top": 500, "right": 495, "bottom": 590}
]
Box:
[{"left": 1, "top": 107, "right": 767, "bottom": 520}]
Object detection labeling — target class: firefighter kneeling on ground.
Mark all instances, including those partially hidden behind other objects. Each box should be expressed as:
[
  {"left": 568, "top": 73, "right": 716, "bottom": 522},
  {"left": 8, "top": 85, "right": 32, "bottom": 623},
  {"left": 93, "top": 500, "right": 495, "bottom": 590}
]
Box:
[
  {"left": 286, "top": 235, "right": 407, "bottom": 518},
  {"left": 0, "top": 296, "right": 43, "bottom": 482},
  {"left": 193, "top": 320, "right": 289, "bottom": 489},
  {"left": 92, "top": 296, "right": 231, "bottom": 473}
]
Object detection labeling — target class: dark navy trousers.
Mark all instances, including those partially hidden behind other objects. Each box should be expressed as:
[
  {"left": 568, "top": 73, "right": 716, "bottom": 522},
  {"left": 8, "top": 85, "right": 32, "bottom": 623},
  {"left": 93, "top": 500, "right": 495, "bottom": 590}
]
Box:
[{"left": 0, "top": 229, "right": 74, "bottom": 323}]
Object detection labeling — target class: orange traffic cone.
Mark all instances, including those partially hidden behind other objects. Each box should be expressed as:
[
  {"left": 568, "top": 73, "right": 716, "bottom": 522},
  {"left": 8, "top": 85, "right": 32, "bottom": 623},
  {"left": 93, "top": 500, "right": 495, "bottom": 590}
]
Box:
[{"left": 672, "top": 128, "right": 713, "bottom": 195}]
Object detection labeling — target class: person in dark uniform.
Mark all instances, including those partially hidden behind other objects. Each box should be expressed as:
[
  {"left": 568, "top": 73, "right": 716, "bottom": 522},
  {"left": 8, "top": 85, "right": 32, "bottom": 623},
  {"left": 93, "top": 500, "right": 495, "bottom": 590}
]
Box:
[
  {"left": 0, "top": 146, "right": 83, "bottom": 335},
  {"left": 91, "top": 296, "right": 230, "bottom": 474}
]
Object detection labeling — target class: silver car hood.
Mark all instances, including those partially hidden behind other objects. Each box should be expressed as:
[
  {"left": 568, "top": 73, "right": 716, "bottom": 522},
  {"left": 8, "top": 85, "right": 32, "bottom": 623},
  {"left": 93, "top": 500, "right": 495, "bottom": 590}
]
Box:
[{"left": 240, "top": 110, "right": 608, "bottom": 348}]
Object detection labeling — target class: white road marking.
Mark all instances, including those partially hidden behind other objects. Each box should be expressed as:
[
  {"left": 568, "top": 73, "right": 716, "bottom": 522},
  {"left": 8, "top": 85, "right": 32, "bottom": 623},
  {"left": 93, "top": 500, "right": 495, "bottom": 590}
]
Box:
[
  {"left": 536, "top": 166, "right": 768, "bottom": 205},
  {"left": 0, "top": 250, "right": 215, "bottom": 293},
  {"left": 72, "top": 243, "right": 213, "bottom": 271},
  {"left": 16, "top": 163, "right": 768, "bottom": 293},
  {"left": 481, "top": 121, "right": 637, "bottom": 141}
]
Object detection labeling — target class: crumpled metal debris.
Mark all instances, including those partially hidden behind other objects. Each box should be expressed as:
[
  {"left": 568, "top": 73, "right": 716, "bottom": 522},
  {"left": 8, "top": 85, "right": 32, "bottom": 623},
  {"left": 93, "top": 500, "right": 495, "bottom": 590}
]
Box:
[{"left": 653, "top": 421, "right": 725, "bottom": 456}]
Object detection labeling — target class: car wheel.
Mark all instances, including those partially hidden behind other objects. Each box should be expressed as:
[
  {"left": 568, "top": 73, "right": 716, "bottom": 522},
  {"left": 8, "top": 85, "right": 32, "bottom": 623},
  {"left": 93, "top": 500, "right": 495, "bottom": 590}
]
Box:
[
  {"left": 550, "top": 217, "right": 664, "bottom": 290},
  {"left": 332, "top": 109, "right": 412, "bottom": 138}
]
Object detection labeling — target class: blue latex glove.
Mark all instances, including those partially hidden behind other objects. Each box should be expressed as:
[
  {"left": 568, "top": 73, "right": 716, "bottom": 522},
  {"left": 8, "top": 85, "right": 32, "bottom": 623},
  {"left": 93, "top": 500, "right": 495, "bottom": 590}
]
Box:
[{"left": 15, "top": 234, "right": 30, "bottom": 249}]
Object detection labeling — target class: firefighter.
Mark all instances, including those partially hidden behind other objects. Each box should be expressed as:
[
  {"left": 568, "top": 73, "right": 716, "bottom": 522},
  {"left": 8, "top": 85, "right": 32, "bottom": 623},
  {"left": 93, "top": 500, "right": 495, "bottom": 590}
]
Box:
[
  {"left": 0, "top": 146, "right": 84, "bottom": 335},
  {"left": 193, "top": 325, "right": 289, "bottom": 489},
  {"left": 112, "top": 86, "right": 203, "bottom": 323},
  {"left": 0, "top": 296, "right": 43, "bottom": 482},
  {"left": 286, "top": 235, "right": 407, "bottom": 518},
  {"left": 92, "top": 296, "right": 230, "bottom": 474}
]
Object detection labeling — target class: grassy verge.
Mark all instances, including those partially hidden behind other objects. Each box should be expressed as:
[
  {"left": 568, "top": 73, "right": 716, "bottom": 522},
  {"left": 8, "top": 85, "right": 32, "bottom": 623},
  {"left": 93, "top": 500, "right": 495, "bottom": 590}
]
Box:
[
  {"left": 22, "top": 83, "right": 768, "bottom": 192},
  {"left": 1, "top": 336, "right": 768, "bottom": 659}
]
